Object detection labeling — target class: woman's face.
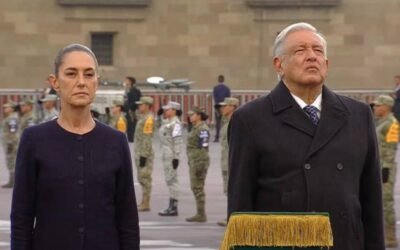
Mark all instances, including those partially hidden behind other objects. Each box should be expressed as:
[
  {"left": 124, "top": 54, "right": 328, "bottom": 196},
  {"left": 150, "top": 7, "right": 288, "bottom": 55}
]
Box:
[
  {"left": 189, "top": 113, "right": 201, "bottom": 123},
  {"left": 51, "top": 51, "right": 98, "bottom": 108}
]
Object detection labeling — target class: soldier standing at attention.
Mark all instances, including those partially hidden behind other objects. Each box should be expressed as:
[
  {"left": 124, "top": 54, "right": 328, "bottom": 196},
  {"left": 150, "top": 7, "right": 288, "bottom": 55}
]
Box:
[
  {"left": 134, "top": 96, "right": 155, "bottom": 212},
  {"left": 158, "top": 101, "right": 183, "bottom": 216},
  {"left": 18, "top": 99, "right": 37, "bottom": 133},
  {"left": 185, "top": 107, "right": 210, "bottom": 223},
  {"left": 1, "top": 102, "right": 19, "bottom": 188},
  {"left": 40, "top": 94, "right": 58, "bottom": 123},
  {"left": 110, "top": 100, "right": 127, "bottom": 133},
  {"left": 216, "top": 97, "right": 239, "bottom": 226},
  {"left": 373, "top": 95, "right": 399, "bottom": 248}
]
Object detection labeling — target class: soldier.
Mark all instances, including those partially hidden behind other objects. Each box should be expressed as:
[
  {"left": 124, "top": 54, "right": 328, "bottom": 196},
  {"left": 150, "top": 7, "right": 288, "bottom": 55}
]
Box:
[
  {"left": 1, "top": 102, "right": 19, "bottom": 188},
  {"left": 158, "top": 101, "right": 183, "bottom": 216},
  {"left": 18, "top": 99, "right": 37, "bottom": 134},
  {"left": 134, "top": 96, "right": 155, "bottom": 212},
  {"left": 40, "top": 94, "right": 58, "bottom": 123},
  {"left": 373, "top": 95, "right": 399, "bottom": 248},
  {"left": 217, "top": 97, "right": 239, "bottom": 226},
  {"left": 110, "top": 100, "right": 127, "bottom": 133},
  {"left": 186, "top": 107, "right": 210, "bottom": 222}
]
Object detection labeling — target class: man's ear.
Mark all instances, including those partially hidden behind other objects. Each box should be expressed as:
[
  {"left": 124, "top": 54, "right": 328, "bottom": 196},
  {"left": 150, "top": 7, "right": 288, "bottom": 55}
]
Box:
[
  {"left": 273, "top": 56, "right": 284, "bottom": 78},
  {"left": 48, "top": 74, "right": 60, "bottom": 93}
]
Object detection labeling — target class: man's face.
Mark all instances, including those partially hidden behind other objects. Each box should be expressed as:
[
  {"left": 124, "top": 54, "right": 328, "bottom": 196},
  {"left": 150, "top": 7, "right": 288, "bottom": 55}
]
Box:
[
  {"left": 20, "top": 104, "right": 32, "bottom": 114},
  {"left": 274, "top": 30, "right": 328, "bottom": 87},
  {"left": 50, "top": 51, "right": 98, "bottom": 108},
  {"left": 138, "top": 103, "right": 149, "bottom": 114},
  {"left": 2, "top": 107, "right": 13, "bottom": 116},
  {"left": 42, "top": 100, "right": 55, "bottom": 110},
  {"left": 373, "top": 104, "right": 391, "bottom": 118},
  {"left": 164, "top": 108, "right": 174, "bottom": 118}
]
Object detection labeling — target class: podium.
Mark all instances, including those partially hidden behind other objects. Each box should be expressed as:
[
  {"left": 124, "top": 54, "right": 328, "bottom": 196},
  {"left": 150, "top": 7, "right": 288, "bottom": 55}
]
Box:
[{"left": 220, "top": 212, "right": 333, "bottom": 250}]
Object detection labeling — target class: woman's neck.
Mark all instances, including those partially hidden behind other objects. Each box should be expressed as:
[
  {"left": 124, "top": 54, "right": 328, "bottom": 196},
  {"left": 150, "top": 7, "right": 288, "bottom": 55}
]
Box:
[{"left": 57, "top": 105, "right": 95, "bottom": 135}]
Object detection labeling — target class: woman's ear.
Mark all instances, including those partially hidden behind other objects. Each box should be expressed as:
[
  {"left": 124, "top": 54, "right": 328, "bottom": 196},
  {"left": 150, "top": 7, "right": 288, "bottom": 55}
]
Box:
[{"left": 48, "top": 74, "right": 60, "bottom": 93}]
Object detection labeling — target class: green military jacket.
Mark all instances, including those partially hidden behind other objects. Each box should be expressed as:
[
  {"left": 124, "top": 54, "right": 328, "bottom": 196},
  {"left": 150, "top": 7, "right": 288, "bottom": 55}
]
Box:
[
  {"left": 134, "top": 113, "right": 154, "bottom": 158},
  {"left": 19, "top": 111, "right": 36, "bottom": 135},
  {"left": 220, "top": 117, "right": 231, "bottom": 171},
  {"left": 376, "top": 113, "right": 399, "bottom": 169},
  {"left": 186, "top": 121, "right": 210, "bottom": 161},
  {"left": 2, "top": 112, "right": 19, "bottom": 145}
]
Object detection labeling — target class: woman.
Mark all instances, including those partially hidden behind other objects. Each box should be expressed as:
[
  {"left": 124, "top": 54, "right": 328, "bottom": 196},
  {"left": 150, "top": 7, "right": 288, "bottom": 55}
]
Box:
[
  {"left": 158, "top": 101, "right": 183, "bottom": 216},
  {"left": 185, "top": 107, "right": 210, "bottom": 222},
  {"left": 11, "top": 44, "right": 140, "bottom": 250}
]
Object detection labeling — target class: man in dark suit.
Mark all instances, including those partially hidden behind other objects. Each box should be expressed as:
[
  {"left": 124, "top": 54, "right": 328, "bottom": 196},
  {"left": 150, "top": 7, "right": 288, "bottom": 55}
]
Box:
[
  {"left": 228, "top": 22, "right": 384, "bottom": 250},
  {"left": 124, "top": 76, "right": 142, "bottom": 142}
]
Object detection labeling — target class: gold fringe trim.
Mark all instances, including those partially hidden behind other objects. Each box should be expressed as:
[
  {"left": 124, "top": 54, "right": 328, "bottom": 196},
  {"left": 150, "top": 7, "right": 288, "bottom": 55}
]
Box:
[{"left": 220, "top": 214, "right": 333, "bottom": 250}]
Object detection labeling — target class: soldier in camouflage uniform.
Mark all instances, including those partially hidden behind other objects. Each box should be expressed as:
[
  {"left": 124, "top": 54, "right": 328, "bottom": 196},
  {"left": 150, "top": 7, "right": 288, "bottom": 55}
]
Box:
[
  {"left": 1, "top": 102, "right": 19, "bottom": 188},
  {"left": 40, "top": 94, "right": 58, "bottom": 123},
  {"left": 134, "top": 96, "right": 155, "bottom": 212},
  {"left": 18, "top": 99, "right": 37, "bottom": 134},
  {"left": 110, "top": 100, "right": 127, "bottom": 133},
  {"left": 373, "top": 95, "right": 399, "bottom": 248},
  {"left": 217, "top": 97, "right": 239, "bottom": 226},
  {"left": 158, "top": 101, "right": 183, "bottom": 216},
  {"left": 186, "top": 107, "right": 210, "bottom": 222}
]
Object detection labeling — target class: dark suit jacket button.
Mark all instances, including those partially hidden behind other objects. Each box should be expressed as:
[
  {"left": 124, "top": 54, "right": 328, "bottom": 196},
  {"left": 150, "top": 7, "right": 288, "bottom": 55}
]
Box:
[
  {"left": 77, "top": 155, "right": 84, "bottom": 161},
  {"left": 337, "top": 163, "right": 344, "bottom": 171},
  {"left": 304, "top": 163, "right": 311, "bottom": 170},
  {"left": 78, "top": 227, "right": 85, "bottom": 233}
]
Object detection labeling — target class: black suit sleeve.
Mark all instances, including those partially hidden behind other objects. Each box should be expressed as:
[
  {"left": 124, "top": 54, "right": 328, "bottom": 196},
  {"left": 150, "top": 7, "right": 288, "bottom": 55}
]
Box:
[
  {"left": 360, "top": 106, "right": 385, "bottom": 250},
  {"left": 115, "top": 134, "right": 140, "bottom": 250},
  {"left": 11, "top": 130, "right": 37, "bottom": 250},
  {"left": 227, "top": 111, "right": 259, "bottom": 219}
]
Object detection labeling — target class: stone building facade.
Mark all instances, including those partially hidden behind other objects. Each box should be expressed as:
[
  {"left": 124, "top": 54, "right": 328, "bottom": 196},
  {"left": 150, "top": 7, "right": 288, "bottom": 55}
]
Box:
[{"left": 1, "top": 0, "right": 400, "bottom": 90}]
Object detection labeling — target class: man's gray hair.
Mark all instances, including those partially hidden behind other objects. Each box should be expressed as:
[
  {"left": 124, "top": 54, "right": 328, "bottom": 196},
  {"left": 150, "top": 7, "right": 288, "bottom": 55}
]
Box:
[
  {"left": 54, "top": 43, "right": 99, "bottom": 76},
  {"left": 273, "top": 22, "right": 328, "bottom": 58}
]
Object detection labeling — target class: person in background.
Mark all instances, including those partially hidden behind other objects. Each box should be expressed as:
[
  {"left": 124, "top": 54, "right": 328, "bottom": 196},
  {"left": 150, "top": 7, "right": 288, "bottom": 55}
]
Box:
[
  {"left": 212, "top": 75, "right": 230, "bottom": 142},
  {"left": 158, "top": 101, "right": 183, "bottom": 216},
  {"left": 11, "top": 43, "right": 139, "bottom": 250},
  {"left": 216, "top": 97, "right": 239, "bottom": 226},
  {"left": 40, "top": 94, "right": 59, "bottom": 123},
  {"left": 18, "top": 99, "right": 37, "bottom": 133},
  {"left": 124, "top": 76, "right": 142, "bottom": 142},
  {"left": 110, "top": 100, "right": 127, "bottom": 133},
  {"left": 185, "top": 107, "right": 210, "bottom": 223},
  {"left": 373, "top": 95, "right": 399, "bottom": 248},
  {"left": 134, "top": 96, "right": 155, "bottom": 212},
  {"left": 1, "top": 102, "right": 19, "bottom": 188}
]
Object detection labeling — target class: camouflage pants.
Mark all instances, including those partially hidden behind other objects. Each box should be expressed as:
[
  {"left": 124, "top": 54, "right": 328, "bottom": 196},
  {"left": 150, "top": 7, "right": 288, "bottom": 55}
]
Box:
[
  {"left": 134, "top": 155, "right": 153, "bottom": 198},
  {"left": 221, "top": 148, "right": 229, "bottom": 195},
  {"left": 188, "top": 156, "right": 209, "bottom": 213},
  {"left": 162, "top": 150, "right": 179, "bottom": 199},
  {"left": 5, "top": 143, "right": 17, "bottom": 174}
]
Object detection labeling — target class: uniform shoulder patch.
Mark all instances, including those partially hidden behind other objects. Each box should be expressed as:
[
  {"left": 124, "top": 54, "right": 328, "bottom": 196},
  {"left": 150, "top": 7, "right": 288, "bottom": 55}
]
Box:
[
  {"left": 172, "top": 123, "right": 182, "bottom": 138},
  {"left": 8, "top": 118, "right": 18, "bottom": 133},
  {"left": 143, "top": 116, "right": 154, "bottom": 135},
  {"left": 198, "top": 129, "right": 209, "bottom": 148}
]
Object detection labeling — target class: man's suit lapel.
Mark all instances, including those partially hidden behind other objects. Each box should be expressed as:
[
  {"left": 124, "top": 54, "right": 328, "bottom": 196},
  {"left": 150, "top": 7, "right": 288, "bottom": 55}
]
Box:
[
  {"left": 269, "top": 82, "right": 349, "bottom": 158},
  {"left": 305, "top": 86, "right": 348, "bottom": 158},
  {"left": 270, "top": 81, "right": 316, "bottom": 137}
]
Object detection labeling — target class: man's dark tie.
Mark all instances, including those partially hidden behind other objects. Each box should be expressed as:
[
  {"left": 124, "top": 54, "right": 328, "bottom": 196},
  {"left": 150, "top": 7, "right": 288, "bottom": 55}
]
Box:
[{"left": 303, "top": 105, "right": 320, "bottom": 125}]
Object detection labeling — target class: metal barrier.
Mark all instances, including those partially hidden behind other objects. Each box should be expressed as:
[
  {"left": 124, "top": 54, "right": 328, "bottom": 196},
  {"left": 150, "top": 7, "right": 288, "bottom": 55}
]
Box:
[{"left": 0, "top": 88, "right": 394, "bottom": 123}]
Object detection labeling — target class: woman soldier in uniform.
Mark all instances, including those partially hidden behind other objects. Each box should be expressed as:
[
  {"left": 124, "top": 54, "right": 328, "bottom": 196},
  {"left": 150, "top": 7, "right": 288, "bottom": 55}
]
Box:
[{"left": 185, "top": 107, "right": 210, "bottom": 222}]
